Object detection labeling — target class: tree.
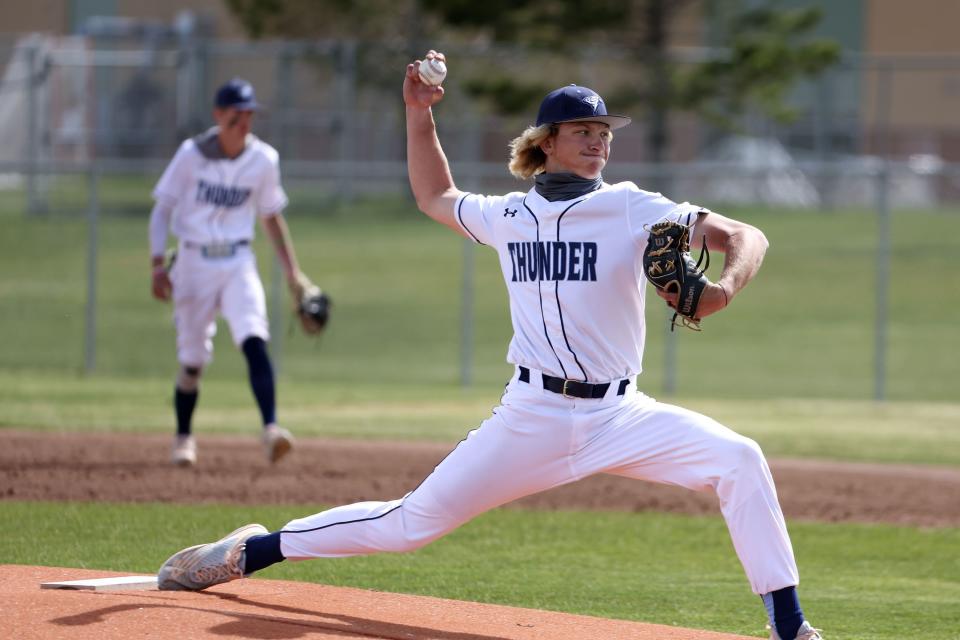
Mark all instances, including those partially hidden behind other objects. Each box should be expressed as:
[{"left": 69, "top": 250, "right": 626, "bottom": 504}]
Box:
[
  {"left": 225, "top": 0, "right": 419, "bottom": 43},
  {"left": 672, "top": 4, "right": 842, "bottom": 129},
  {"left": 224, "top": 0, "right": 840, "bottom": 162},
  {"left": 415, "top": 0, "right": 840, "bottom": 163}
]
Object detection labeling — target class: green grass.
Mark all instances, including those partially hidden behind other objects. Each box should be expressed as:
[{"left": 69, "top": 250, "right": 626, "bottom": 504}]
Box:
[
  {"left": 2, "top": 191, "right": 959, "bottom": 466},
  {"left": 0, "top": 188, "right": 957, "bottom": 401},
  {"left": 1, "top": 502, "right": 957, "bottom": 640},
  {"left": 2, "top": 370, "right": 959, "bottom": 466},
  {"left": 3, "top": 186, "right": 960, "bottom": 639}
]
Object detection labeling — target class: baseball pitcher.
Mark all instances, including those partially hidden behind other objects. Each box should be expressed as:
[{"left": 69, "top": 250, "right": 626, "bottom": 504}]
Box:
[{"left": 155, "top": 55, "right": 821, "bottom": 640}]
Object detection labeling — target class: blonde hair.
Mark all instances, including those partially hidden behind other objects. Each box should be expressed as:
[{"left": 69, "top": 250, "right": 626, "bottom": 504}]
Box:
[
  {"left": 508, "top": 124, "right": 556, "bottom": 179},
  {"left": 507, "top": 121, "right": 615, "bottom": 179}
]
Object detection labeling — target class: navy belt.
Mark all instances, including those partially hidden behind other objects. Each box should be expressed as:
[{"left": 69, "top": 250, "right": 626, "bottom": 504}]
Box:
[{"left": 518, "top": 366, "right": 630, "bottom": 399}]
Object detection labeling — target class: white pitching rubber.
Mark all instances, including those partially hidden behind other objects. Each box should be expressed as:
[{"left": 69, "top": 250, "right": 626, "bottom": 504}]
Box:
[{"left": 41, "top": 575, "right": 159, "bottom": 591}]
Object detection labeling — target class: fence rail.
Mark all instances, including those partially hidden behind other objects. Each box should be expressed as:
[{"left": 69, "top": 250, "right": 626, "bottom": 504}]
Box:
[
  {"left": 2, "top": 35, "right": 958, "bottom": 401},
  {"left": 2, "top": 36, "right": 960, "bottom": 198},
  {"left": 2, "top": 158, "right": 952, "bottom": 400}
]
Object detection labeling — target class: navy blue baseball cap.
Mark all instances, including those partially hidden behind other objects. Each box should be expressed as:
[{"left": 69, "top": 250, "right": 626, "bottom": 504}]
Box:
[
  {"left": 214, "top": 78, "right": 261, "bottom": 111},
  {"left": 536, "top": 85, "right": 631, "bottom": 130}
]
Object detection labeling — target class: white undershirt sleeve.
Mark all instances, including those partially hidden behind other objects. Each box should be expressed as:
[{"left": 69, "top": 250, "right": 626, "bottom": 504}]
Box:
[{"left": 149, "top": 199, "right": 174, "bottom": 257}]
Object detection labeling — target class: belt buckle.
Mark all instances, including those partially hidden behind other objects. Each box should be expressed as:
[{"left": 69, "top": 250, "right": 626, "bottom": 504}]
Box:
[
  {"left": 562, "top": 379, "right": 576, "bottom": 399},
  {"left": 201, "top": 243, "right": 236, "bottom": 259}
]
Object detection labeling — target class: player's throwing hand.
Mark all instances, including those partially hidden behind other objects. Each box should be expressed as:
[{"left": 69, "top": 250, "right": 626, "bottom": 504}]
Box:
[{"left": 404, "top": 50, "right": 446, "bottom": 109}]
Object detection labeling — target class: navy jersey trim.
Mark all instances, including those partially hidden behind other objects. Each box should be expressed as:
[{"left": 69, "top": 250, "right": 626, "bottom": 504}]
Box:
[
  {"left": 555, "top": 199, "right": 589, "bottom": 381},
  {"left": 456, "top": 194, "right": 484, "bottom": 245},
  {"left": 279, "top": 428, "right": 478, "bottom": 537},
  {"left": 522, "top": 195, "right": 567, "bottom": 378},
  {"left": 279, "top": 503, "right": 403, "bottom": 535}
]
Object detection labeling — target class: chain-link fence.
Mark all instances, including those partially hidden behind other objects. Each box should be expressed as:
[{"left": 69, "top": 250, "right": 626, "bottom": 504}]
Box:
[
  {"left": 3, "top": 34, "right": 960, "bottom": 207},
  {"left": 1, "top": 35, "right": 958, "bottom": 402}
]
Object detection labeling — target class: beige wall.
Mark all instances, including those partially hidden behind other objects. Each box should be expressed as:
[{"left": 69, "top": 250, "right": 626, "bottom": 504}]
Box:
[
  {"left": 120, "top": 0, "right": 247, "bottom": 39},
  {"left": 0, "top": 0, "right": 247, "bottom": 38},
  {"left": 866, "top": 0, "right": 960, "bottom": 53},
  {"left": 0, "top": 1, "right": 70, "bottom": 35},
  {"left": 863, "top": 0, "right": 960, "bottom": 152}
]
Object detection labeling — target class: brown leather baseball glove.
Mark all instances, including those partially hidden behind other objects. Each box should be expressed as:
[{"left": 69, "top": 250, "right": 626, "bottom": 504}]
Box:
[{"left": 290, "top": 272, "right": 332, "bottom": 335}]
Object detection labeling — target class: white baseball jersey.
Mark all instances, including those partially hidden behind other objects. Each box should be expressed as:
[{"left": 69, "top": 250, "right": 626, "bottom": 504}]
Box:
[
  {"left": 454, "top": 181, "right": 702, "bottom": 382},
  {"left": 152, "top": 131, "right": 288, "bottom": 365},
  {"left": 153, "top": 132, "right": 288, "bottom": 246},
  {"left": 275, "top": 180, "right": 800, "bottom": 598}
]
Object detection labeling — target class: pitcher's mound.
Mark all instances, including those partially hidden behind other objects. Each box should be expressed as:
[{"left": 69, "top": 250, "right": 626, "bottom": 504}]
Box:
[{"left": 5, "top": 565, "right": 756, "bottom": 639}]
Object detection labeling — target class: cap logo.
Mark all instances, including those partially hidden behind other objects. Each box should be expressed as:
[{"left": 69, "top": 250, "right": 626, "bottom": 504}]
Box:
[
  {"left": 240, "top": 85, "right": 252, "bottom": 99},
  {"left": 583, "top": 95, "right": 601, "bottom": 111}
]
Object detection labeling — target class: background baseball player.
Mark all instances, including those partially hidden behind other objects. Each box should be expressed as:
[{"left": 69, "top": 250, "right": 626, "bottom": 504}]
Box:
[
  {"left": 149, "top": 77, "right": 317, "bottom": 467},
  {"left": 155, "top": 54, "right": 822, "bottom": 640}
]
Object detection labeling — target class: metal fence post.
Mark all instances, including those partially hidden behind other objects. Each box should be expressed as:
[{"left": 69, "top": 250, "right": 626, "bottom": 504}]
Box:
[
  {"left": 873, "top": 161, "right": 890, "bottom": 401},
  {"left": 268, "top": 47, "right": 294, "bottom": 376},
  {"left": 872, "top": 63, "right": 893, "bottom": 402},
  {"left": 660, "top": 161, "right": 677, "bottom": 397},
  {"left": 84, "top": 166, "right": 100, "bottom": 373},
  {"left": 458, "top": 115, "right": 485, "bottom": 387},
  {"left": 460, "top": 238, "right": 475, "bottom": 386},
  {"left": 269, "top": 255, "right": 284, "bottom": 375},
  {"left": 25, "top": 41, "right": 44, "bottom": 215},
  {"left": 336, "top": 40, "right": 357, "bottom": 202}
]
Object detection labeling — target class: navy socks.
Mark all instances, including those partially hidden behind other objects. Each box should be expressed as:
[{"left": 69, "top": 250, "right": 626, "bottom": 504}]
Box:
[
  {"left": 241, "top": 337, "right": 277, "bottom": 426},
  {"left": 762, "top": 586, "right": 804, "bottom": 640},
  {"left": 243, "top": 532, "right": 285, "bottom": 574},
  {"left": 174, "top": 387, "right": 198, "bottom": 436},
  {"left": 175, "top": 338, "right": 275, "bottom": 437}
]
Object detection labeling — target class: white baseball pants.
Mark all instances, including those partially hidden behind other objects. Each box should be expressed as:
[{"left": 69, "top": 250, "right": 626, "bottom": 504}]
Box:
[
  {"left": 169, "top": 244, "right": 269, "bottom": 366},
  {"left": 280, "top": 368, "right": 799, "bottom": 595}
]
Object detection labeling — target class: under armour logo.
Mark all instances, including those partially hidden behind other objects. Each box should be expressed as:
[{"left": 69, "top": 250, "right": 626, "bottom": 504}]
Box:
[{"left": 504, "top": 207, "right": 517, "bottom": 217}]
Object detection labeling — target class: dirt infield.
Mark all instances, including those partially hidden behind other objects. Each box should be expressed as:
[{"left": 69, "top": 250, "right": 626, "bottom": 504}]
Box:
[
  {"left": 3, "top": 429, "right": 960, "bottom": 526},
  {"left": 5, "top": 565, "right": 757, "bottom": 640},
  {"left": 4, "top": 430, "right": 959, "bottom": 639}
]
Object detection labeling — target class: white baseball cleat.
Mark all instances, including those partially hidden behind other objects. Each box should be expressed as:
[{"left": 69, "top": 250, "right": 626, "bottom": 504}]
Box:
[
  {"left": 171, "top": 435, "right": 197, "bottom": 467},
  {"left": 262, "top": 424, "right": 294, "bottom": 463},
  {"left": 769, "top": 621, "right": 824, "bottom": 640},
  {"left": 157, "top": 523, "right": 268, "bottom": 591}
]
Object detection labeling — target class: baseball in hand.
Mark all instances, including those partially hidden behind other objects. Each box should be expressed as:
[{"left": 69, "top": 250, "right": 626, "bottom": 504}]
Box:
[{"left": 418, "top": 58, "right": 447, "bottom": 86}]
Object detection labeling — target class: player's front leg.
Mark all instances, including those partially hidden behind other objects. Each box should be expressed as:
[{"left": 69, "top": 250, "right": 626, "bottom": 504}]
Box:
[{"left": 277, "top": 389, "right": 578, "bottom": 560}]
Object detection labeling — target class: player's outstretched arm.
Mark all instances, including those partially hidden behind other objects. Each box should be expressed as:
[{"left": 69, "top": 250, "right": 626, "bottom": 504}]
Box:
[
  {"left": 404, "top": 51, "right": 464, "bottom": 235},
  {"left": 692, "top": 211, "right": 769, "bottom": 318}
]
